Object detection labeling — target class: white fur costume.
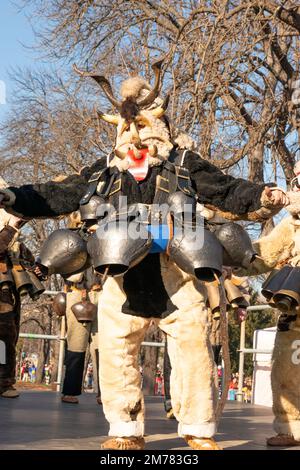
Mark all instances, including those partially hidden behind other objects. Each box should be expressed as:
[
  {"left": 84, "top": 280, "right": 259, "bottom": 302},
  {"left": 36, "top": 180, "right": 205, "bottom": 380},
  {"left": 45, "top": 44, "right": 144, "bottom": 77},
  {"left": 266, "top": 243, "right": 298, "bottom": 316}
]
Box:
[{"left": 240, "top": 191, "right": 300, "bottom": 440}]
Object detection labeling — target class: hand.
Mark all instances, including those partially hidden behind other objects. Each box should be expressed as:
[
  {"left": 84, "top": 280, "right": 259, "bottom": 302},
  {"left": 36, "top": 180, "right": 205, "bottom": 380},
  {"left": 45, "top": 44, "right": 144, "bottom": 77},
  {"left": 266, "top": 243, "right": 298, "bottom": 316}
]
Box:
[
  {"left": 31, "top": 263, "right": 48, "bottom": 280},
  {"left": 264, "top": 186, "right": 289, "bottom": 206}
]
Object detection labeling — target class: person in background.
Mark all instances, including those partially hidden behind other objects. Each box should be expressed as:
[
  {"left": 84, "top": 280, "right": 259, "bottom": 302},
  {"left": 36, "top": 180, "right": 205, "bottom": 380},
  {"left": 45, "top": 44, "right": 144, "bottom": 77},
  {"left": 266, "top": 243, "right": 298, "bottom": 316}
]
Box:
[
  {"left": 56, "top": 212, "right": 101, "bottom": 405},
  {"left": 0, "top": 201, "right": 44, "bottom": 397}
]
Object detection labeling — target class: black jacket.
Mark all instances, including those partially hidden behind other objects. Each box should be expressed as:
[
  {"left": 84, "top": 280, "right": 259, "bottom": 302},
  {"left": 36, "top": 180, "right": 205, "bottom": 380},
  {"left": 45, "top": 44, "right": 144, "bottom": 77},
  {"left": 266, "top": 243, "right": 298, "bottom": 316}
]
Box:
[{"left": 8, "top": 150, "right": 271, "bottom": 221}]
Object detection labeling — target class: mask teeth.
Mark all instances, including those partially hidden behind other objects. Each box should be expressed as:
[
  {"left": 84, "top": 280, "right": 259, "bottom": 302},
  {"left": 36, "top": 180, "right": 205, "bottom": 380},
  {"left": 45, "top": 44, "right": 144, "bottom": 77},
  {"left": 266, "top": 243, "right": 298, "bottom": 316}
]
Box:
[
  {"left": 148, "top": 144, "right": 158, "bottom": 157},
  {"left": 132, "top": 147, "right": 142, "bottom": 159}
]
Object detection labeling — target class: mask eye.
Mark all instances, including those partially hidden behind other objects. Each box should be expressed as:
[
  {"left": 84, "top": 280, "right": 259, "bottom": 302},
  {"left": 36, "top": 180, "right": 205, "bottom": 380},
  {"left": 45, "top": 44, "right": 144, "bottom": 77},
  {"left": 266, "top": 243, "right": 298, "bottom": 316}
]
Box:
[{"left": 137, "top": 123, "right": 145, "bottom": 130}]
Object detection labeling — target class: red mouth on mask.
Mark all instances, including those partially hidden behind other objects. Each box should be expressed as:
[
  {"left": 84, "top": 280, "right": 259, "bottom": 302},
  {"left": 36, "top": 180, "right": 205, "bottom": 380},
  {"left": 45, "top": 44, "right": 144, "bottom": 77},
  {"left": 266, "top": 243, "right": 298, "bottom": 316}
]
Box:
[{"left": 126, "top": 148, "right": 149, "bottom": 181}]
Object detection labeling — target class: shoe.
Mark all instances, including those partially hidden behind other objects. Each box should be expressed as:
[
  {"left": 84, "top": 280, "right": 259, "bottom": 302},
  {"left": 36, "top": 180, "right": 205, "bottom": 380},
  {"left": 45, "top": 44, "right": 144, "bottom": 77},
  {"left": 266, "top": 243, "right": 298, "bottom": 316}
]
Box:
[
  {"left": 96, "top": 396, "right": 102, "bottom": 405},
  {"left": 166, "top": 409, "right": 175, "bottom": 419},
  {"left": 61, "top": 395, "right": 79, "bottom": 404},
  {"left": 267, "top": 434, "right": 300, "bottom": 447},
  {"left": 101, "top": 437, "right": 145, "bottom": 450},
  {"left": 0, "top": 386, "right": 20, "bottom": 398},
  {"left": 184, "top": 435, "right": 222, "bottom": 450}
]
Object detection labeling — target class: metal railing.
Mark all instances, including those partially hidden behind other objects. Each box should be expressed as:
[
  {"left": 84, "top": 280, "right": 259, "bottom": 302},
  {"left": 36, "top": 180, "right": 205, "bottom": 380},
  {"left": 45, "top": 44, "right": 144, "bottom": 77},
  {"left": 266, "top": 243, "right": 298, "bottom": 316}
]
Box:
[
  {"left": 19, "top": 289, "right": 166, "bottom": 391},
  {"left": 20, "top": 291, "right": 273, "bottom": 396}
]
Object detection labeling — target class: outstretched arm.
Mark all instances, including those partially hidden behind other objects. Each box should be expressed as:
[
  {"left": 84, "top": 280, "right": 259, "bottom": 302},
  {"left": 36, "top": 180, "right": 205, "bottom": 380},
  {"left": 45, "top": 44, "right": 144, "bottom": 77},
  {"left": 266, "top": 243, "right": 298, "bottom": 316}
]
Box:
[
  {"left": 0, "top": 158, "right": 106, "bottom": 218},
  {"left": 185, "top": 152, "right": 287, "bottom": 221}
]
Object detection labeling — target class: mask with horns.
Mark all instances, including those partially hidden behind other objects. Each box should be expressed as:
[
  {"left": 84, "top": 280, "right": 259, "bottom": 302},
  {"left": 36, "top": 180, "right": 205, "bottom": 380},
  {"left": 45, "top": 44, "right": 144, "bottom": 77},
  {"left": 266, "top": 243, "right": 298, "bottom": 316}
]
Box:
[{"left": 73, "top": 60, "right": 174, "bottom": 174}]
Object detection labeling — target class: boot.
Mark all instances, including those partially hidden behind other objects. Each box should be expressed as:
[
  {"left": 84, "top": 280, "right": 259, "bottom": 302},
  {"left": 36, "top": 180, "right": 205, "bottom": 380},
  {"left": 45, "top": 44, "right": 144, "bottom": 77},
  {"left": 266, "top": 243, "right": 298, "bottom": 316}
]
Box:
[
  {"left": 0, "top": 386, "right": 20, "bottom": 398},
  {"left": 61, "top": 395, "right": 79, "bottom": 404},
  {"left": 184, "top": 435, "right": 222, "bottom": 450},
  {"left": 166, "top": 409, "right": 175, "bottom": 419},
  {"left": 101, "top": 437, "right": 145, "bottom": 450},
  {"left": 267, "top": 434, "right": 300, "bottom": 447}
]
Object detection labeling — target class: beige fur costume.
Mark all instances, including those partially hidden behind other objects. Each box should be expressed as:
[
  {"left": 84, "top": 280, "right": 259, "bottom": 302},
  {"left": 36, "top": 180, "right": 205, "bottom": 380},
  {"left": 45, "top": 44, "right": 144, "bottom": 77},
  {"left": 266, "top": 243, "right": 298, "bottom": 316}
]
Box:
[
  {"left": 239, "top": 191, "right": 300, "bottom": 442},
  {"left": 0, "top": 63, "right": 287, "bottom": 451}
]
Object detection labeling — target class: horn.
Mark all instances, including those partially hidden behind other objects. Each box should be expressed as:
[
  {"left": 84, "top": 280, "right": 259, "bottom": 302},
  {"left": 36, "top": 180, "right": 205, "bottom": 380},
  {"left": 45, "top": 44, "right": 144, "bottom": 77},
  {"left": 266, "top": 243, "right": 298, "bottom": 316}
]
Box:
[
  {"left": 97, "top": 111, "right": 119, "bottom": 125},
  {"left": 73, "top": 63, "right": 122, "bottom": 109},
  {"left": 137, "top": 58, "right": 164, "bottom": 107},
  {"left": 71, "top": 301, "right": 97, "bottom": 326},
  {"left": 115, "top": 148, "right": 127, "bottom": 159},
  {"left": 53, "top": 292, "right": 67, "bottom": 317},
  {"left": 150, "top": 94, "right": 170, "bottom": 118}
]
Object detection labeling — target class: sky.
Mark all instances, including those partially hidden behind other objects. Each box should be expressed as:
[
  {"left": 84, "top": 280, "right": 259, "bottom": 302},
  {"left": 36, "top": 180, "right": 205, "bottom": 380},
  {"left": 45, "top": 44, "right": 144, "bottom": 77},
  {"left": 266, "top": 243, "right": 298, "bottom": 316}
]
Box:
[{"left": 0, "top": 1, "right": 36, "bottom": 121}]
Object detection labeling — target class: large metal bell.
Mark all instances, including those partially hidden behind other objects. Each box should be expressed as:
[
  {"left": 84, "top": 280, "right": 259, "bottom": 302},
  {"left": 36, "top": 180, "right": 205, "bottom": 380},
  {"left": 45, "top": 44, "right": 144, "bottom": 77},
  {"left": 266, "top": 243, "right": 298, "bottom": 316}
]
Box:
[
  {"left": 80, "top": 196, "right": 105, "bottom": 222},
  {"left": 71, "top": 301, "right": 97, "bottom": 325},
  {"left": 272, "top": 267, "right": 300, "bottom": 312},
  {"left": 87, "top": 207, "right": 152, "bottom": 277},
  {"left": 261, "top": 265, "right": 292, "bottom": 302},
  {"left": 169, "top": 227, "right": 223, "bottom": 282},
  {"left": 0, "top": 270, "right": 14, "bottom": 292},
  {"left": 224, "top": 279, "right": 248, "bottom": 308},
  {"left": 11, "top": 269, "right": 32, "bottom": 297},
  {"left": 27, "top": 271, "right": 45, "bottom": 301},
  {"left": 215, "top": 223, "right": 257, "bottom": 268},
  {"left": 53, "top": 292, "right": 67, "bottom": 317},
  {"left": 205, "top": 281, "right": 221, "bottom": 313},
  {"left": 38, "top": 229, "right": 88, "bottom": 276}
]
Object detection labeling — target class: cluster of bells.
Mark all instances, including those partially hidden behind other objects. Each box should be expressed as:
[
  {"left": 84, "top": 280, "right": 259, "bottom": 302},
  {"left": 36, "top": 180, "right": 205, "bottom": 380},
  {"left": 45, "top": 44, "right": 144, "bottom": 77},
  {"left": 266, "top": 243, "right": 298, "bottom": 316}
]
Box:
[
  {"left": 36, "top": 192, "right": 261, "bottom": 324},
  {"left": 262, "top": 265, "right": 300, "bottom": 313},
  {"left": 0, "top": 267, "right": 44, "bottom": 301},
  {"left": 206, "top": 277, "right": 249, "bottom": 321},
  {"left": 37, "top": 193, "right": 258, "bottom": 283}
]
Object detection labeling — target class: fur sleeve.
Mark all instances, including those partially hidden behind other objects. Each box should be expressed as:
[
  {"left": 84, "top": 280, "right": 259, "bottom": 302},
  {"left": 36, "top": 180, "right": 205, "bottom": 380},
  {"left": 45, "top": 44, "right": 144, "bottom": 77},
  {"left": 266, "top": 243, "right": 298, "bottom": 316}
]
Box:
[
  {"left": 185, "top": 152, "right": 276, "bottom": 221},
  {"left": 2, "top": 158, "right": 106, "bottom": 218}
]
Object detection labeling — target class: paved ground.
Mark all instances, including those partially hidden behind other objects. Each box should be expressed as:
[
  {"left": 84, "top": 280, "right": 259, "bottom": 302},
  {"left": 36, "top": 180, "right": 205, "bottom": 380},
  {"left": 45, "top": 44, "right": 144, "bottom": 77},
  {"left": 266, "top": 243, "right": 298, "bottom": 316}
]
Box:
[{"left": 0, "top": 392, "right": 299, "bottom": 450}]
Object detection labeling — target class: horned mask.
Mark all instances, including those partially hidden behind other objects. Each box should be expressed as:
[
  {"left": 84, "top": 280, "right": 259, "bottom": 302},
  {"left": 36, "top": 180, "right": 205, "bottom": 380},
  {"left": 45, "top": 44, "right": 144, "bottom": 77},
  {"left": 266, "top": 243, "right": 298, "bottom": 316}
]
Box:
[{"left": 73, "top": 60, "right": 173, "bottom": 169}]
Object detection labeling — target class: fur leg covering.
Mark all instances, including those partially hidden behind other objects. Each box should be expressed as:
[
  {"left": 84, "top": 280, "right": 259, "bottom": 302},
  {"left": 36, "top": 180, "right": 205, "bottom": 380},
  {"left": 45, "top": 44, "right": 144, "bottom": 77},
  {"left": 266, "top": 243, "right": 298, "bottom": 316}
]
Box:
[
  {"left": 98, "top": 277, "right": 150, "bottom": 438},
  {"left": 160, "top": 256, "right": 217, "bottom": 439},
  {"left": 272, "top": 317, "right": 300, "bottom": 440}
]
